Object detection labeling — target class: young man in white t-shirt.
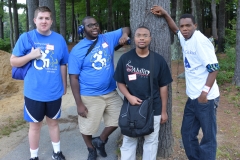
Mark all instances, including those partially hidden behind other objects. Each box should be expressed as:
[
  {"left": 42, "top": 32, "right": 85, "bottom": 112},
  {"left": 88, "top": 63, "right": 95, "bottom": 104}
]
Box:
[{"left": 151, "top": 5, "right": 220, "bottom": 160}]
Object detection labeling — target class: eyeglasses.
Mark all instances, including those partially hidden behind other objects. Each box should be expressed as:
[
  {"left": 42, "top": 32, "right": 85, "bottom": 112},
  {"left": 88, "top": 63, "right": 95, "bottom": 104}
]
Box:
[
  {"left": 86, "top": 23, "right": 99, "bottom": 28},
  {"left": 135, "top": 34, "right": 150, "bottom": 38}
]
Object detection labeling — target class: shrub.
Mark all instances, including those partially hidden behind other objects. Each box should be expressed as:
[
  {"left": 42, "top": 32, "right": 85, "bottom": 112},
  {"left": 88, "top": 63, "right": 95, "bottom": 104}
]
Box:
[
  {"left": 217, "top": 47, "right": 236, "bottom": 85},
  {"left": 0, "top": 38, "right": 11, "bottom": 52},
  {"left": 225, "top": 28, "right": 236, "bottom": 48}
]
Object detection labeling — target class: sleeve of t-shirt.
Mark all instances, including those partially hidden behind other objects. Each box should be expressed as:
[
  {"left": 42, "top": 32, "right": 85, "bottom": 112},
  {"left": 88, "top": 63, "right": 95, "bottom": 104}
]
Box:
[
  {"left": 177, "top": 31, "right": 185, "bottom": 46},
  {"left": 196, "top": 34, "right": 218, "bottom": 67},
  {"left": 60, "top": 37, "right": 69, "bottom": 65},
  {"left": 68, "top": 52, "right": 82, "bottom": 75},
  {"left": 103, "top": 28, "right": 122, "bottom": 47},
  {"left": 157, "top": 56, "right": 173, "bottom": 87},
  {"left": 12, "top": 32, "right": 32, "bottom": 57},
  {"left": 114, "top": 55, "right": 126, "bottom": 84}
]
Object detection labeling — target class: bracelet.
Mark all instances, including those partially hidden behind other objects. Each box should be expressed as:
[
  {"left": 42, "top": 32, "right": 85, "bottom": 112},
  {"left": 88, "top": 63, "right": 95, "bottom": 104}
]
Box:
[{"left": 202, "top": 85, "right": 210, "bottom": 93}]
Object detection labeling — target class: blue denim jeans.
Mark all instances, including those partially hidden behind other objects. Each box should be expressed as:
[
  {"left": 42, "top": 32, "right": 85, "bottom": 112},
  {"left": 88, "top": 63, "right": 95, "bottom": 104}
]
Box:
[{"left": 181, "top": 97, "right": 219, "bottom": 160}]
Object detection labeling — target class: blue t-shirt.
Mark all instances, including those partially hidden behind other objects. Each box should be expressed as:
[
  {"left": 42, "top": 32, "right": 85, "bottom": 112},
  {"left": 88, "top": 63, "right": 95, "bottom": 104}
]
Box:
[
  {"left": 12, "top": 29, "right": 69, "bottom": 101},
  {"left": 68, "top": 28, "right": 122, "bottom": 96}
]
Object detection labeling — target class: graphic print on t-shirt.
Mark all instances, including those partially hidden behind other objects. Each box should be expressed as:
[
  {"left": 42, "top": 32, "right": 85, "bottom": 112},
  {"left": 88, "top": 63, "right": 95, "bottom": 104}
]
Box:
[
  {"left": 33, "top": 44, "right": 58, "bottom": 73},
  {"left": 90, "top": 45, "right": 111, "bottom": 70},
  {"left": 184, "top": 57, "right": 191, "bottom": 68},
  {"left": 92, "top": 51, "right": 107, "bottom": 70},
  {"left": 126, "top": 60, "right": 150, "bottom": 78}
]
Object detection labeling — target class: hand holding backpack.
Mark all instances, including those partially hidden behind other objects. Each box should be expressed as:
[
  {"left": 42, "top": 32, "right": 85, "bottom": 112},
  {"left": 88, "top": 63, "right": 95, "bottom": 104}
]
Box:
[{"left": 118, "top": 51, "right": 155, "bottom": 137}]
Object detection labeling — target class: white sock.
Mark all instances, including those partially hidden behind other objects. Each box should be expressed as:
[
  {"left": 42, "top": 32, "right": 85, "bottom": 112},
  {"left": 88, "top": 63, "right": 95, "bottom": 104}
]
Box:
[
  {"left": 30, "top": 148, "right": 39, "bottom": 158},
  {"left": 52, "top": 141, "right": 60, "bottom": 153}
]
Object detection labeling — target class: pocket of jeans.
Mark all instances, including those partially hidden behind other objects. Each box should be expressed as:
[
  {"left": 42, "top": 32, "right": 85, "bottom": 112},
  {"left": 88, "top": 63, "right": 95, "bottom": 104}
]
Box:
[{"left": 196, "top": 99, "right": 209, "bottom": 105}]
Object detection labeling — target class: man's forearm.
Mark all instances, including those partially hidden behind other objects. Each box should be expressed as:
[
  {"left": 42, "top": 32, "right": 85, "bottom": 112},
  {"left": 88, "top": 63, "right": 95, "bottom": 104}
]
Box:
[
  {"left": 69, "top": 75, "right": 84, "bottom": 106},
  {"left": 122, "top": 27, "right": 130, "bottom": 36},
  {"left": 61, "top": 65, "right": 67, "bottom": 94},
  {"left": 117, "top": 82, "right": 131, "bottom": 99},
  {"left": 160, "top": 86, "right": 168, "bottom": 113},
  {"left": 205, "top": 71, "right": 218, "bottom": 88},
  {"left": 163, "top": 13, "right": 179, "bottom": 34}
]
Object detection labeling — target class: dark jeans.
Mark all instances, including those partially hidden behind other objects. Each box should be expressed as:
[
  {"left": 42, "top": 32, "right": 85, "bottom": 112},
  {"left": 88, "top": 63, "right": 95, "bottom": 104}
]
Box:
[{"left": 181, "top": 97, "right": 219, "bottom": 160}]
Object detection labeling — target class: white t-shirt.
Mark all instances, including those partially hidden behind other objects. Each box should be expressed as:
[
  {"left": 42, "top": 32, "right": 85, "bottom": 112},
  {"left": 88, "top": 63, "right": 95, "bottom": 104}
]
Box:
[{"left": 177, "top": 30, "right": 220, "bottom": 99}]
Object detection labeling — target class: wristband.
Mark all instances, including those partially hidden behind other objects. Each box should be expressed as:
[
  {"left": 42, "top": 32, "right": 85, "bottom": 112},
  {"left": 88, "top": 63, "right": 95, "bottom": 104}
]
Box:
[{"left": 202, "top": 85, "right": 210, "bottom": 93}]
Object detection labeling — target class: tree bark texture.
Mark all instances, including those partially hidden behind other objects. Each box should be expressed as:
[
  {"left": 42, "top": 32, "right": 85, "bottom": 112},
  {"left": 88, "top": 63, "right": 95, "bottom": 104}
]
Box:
[
  {"left": 191, "top": 0, "right": 203, "bottom": 32},
  {"left": 170, "top": 0, "right": 177, "bottom": 44},
  {"left": 171, "top": 0, "right": 183, "bottom": 60},
  {"left": 86, "top": 0, "right": 90, "bottom": 16},
  {"left": 39, "top": 0, "right": 57, "bottom": 32},
  {"left": 211, "top": 0, "right": 217, "bottom": 39},
  {"left": 12, "top": 0, "right": 19, "bottom": 44},
  {"left": 26, "top": 4, "right": 29, "bottom": 31},
  {"left": 26, "top": 0, "right": 38, "bottom": 30},
  {"left": 234, "top": 0, "right": 240, "bottom": 86},
  {"left": 59, "top": 0, "right": 66, "bottom": 39},
  {"left": 71, "top": 0, "right": 74, "bottom": 42},
  {"left": 0, "top": 0, "right": 4, "bottom": 39},
  {"left": 130, "top": 0, "right": 173, "bottom": 158},
  {"left": 8, "top": 0, "right": 14, "bottom": 50},
  {"left": 217, "top": 0, "right": 225, "bottom": 53},
  {"left": 107, "top": 0, "right": 113, "bottom": 31}
]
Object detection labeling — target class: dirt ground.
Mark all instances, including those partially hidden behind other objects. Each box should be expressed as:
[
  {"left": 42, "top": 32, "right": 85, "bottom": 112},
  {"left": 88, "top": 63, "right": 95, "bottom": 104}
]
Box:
[{"left": 0, "top": 47, "right": 240, "bottom": 159}]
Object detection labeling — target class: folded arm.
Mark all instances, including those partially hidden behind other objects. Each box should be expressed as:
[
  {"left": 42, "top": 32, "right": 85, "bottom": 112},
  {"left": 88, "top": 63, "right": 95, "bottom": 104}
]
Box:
[
  {"left": 10, "top": 47, "right": 42, "bottom": 67},
  {"left": 118, "top": 27, "right": 131, "bottom": 45}
]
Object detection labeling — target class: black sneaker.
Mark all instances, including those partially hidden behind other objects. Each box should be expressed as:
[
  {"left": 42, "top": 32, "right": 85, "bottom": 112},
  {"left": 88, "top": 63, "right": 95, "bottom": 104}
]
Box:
[
  {"left": 52, "top": 151, "right": 66, "bottom": 160},
  {"left": 29, "top": 157, "right": 38, "bottom": 160},
  {"left": 92, "top": 137, "right": 108, "bottom": 157},
  {"left": 87, "top": 147, "right": 97, "bottom": 160}
]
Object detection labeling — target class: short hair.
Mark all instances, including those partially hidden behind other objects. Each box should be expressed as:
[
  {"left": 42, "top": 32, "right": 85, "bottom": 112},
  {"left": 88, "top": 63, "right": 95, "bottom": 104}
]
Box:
[
  {"left": 34, "top": 6, "right": 52, "bottom": 18},
  {"left": 136, "top": 26, "right": 151, "bottom": 36},
  {"left": 180, "top": 14, "right": 196, "bottom": 24},
  {"left": 82, "top": 16, "right": 95, "bottom": 26}
]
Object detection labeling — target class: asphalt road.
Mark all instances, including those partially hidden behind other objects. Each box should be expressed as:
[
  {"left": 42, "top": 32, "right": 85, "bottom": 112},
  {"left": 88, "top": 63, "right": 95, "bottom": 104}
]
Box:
[{"left": 0, "top": 47, "right": 130, "bottom": 160}]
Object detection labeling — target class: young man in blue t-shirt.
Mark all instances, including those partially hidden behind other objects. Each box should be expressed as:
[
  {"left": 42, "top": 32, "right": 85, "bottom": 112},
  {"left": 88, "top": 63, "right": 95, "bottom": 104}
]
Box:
[
  {"left": 10, "top": 6, "right": 68, "bottom": 160},
  {"left": 68, "top": 16, "right": 130, "bottom": 160}
]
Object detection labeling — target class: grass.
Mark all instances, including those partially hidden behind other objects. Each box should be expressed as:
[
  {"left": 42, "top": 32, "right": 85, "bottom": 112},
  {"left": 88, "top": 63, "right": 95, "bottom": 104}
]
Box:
[{"left": 0, "top": 116, "right": 26, "bottom": 137}]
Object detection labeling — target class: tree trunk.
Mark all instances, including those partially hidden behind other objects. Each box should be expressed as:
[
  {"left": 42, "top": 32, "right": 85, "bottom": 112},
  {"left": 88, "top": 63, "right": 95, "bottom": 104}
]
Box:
[
  {"left": 26, "top": 4, "right": 29, "bottom": 31},
  {"left": 0, "top": 0, "right": 4, "bottom": 39},
  {"left": 191, "top": 0, "right": 203, "bottom": 32},
  {"left": 107, "top": 0, "right": 113, "bottom": 31},
  {"left": 8, "top": 0, "right": 14, "bottom": 50},
  {"left": 71, "top": 0, "right": 75, "bottom": 42},
  {"left": 171, "top": 0, "right": 183, "bottom": 60},
  {"left": 233, "top": 0, "right": 240, "bottom": 86},
  {"left": 217, "top": 0, "right": 225, "bottom": 53},
  {"left": 26, "top": 0, "right": 38, "bottom": 30},
  {"left": 86, "top": 0, "right": 90, "bottom": 16},
  {"left": 211, "top": 0, "right": 217, "bottom": 39},
  {"left": 59, "top": 0, "right": 66, "bottom": 39},
  {"left": 12, "top": 0, "right": 19, "bottom": 44},
  {"left": 170, "top": 0, "right": 177, "bottom": 44},
  {"left": 39, "top": 0, "right": 57, "bottom": 32},
  {"left": 130, "top": 0, "right": 173, "bottom": 158}
]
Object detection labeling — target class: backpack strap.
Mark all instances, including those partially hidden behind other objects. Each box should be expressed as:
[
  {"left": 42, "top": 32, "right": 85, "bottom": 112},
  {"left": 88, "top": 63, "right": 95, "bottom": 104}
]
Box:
[
  {"left": 85, "top": 36, "right": 98, "bottom": 57},
  {"left": 26, "top": 32, "right": 35, "bottom": 49}
]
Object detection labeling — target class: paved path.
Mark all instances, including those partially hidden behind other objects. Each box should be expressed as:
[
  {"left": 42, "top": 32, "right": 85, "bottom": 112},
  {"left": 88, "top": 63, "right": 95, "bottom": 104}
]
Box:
[{"left": 0, "top": 47, "right": 130, "bottom": 160}]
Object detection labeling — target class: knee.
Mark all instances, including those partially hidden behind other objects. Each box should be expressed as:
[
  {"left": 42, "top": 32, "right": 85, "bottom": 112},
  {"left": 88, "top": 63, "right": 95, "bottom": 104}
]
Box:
[
  {"left": 29, "top": 122, "right": 42, "bottom": 132},
  {"left": 46, "top": 118, "right": 59, "bottom": 128}
]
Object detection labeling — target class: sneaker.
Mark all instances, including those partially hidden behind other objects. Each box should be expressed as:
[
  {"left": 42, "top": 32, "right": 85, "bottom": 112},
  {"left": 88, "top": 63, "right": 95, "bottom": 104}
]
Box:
[
  {"left": 92, "top": 136, "right": 108, "bottom": 157},
  {"left": 29, "top": 157, "right": 38, "bottom": 160},
  {"left": 52, "top": 151, "right": 66, "bottom": 160},
  {"left": 87, "top": 147, "right": 97, "bottom": 160}
]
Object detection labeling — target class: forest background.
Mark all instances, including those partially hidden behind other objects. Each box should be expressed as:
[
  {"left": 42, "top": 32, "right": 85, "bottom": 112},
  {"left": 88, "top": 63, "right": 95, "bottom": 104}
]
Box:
[{"left": 0, "top": 0, "right": 240, "bottom": 159}]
